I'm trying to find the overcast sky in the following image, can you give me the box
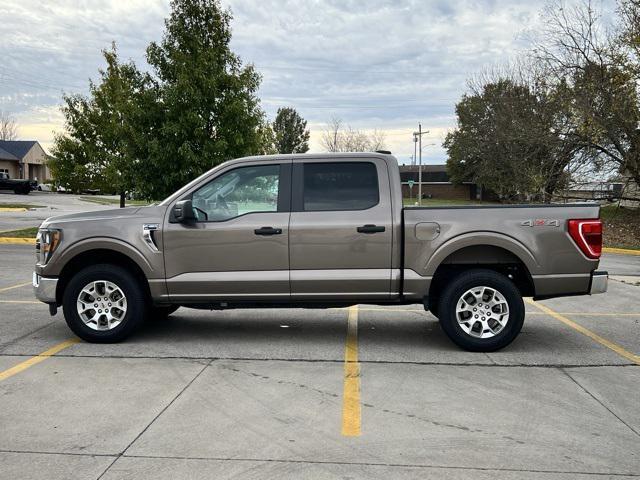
[0,0,617,164]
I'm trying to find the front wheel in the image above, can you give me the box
[62,264,148,343]
[437,269,524,352]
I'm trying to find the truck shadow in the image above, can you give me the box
[134,308,480,354]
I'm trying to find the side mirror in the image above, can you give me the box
[173,199,196,223]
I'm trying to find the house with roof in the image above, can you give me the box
[0,140,50,182]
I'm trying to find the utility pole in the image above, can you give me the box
[413,123,429,206]
[418,123,422,205]
[413,138,417,167]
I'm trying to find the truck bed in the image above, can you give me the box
[401,203,601,299]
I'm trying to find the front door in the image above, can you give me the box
[289,158,393,300]
[163,161,291,302]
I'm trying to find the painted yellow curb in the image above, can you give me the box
[0,207,28,212]
[603,247,640,256]
[0,237,35,245]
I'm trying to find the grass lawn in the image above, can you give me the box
[80,196,151,206]
[0,203,45,209]
[0,227,39,238]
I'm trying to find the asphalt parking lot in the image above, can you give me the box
[0,243,639,479]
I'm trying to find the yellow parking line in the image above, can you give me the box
[0,237,35,245]
[0,339,79,382]
[526,299,640,365]
[603,247,640,256]
[0,281,31,293]
[0,207,28,212]
[341,305,361,437]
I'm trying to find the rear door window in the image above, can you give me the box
[302,162,379,211]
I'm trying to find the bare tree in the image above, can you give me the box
[320,116,387,152]
[0,110,18,141]
[528,0,640,189]
[321,117,342,152]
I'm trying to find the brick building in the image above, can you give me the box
[399,164,480,201]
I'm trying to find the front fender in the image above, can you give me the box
[41,237,156,278]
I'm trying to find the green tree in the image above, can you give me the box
[444,79,574,201]
[272,107,310,154]
[141,0,266,199]
[50,45,156,206]
[256,121,278,155]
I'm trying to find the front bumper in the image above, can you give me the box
[33,272,58,303]
[590,271,608,295]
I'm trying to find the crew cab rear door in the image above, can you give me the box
[289,158,393,299]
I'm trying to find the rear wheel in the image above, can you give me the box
[62,264,147,343]
[437,269,524,352]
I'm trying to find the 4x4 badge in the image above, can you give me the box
[521,219,560,227]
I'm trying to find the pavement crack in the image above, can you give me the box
[119,453,640,477]
[0,322,57,353]
[219,363,528,445]
[95,358,213,480]
[560,367,640,438]
[0,352,637,368]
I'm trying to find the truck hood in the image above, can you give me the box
[40,205,167,228]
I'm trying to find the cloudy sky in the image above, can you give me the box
[0,0,617,164]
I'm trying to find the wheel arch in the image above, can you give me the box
[427,241,536,310]
[55,248,152,305]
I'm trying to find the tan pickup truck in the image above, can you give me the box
[33,152,607,351]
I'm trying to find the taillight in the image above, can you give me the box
[568,219,602,259]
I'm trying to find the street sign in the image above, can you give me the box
[408,180,415,188]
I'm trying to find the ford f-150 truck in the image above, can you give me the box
[33,153,608,351]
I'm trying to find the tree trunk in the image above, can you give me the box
[120,192,126,208]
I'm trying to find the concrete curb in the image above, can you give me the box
[603,247,640,256]
[0,207,28,212]
[610,275,640,286]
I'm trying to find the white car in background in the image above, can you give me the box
[37,183,67,193]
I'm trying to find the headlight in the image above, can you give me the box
[36,228,62,265]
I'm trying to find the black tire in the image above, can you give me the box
[62,264,148,343]
[428,301,439,318]
[437,269,524,352]
[148,305,179,321]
